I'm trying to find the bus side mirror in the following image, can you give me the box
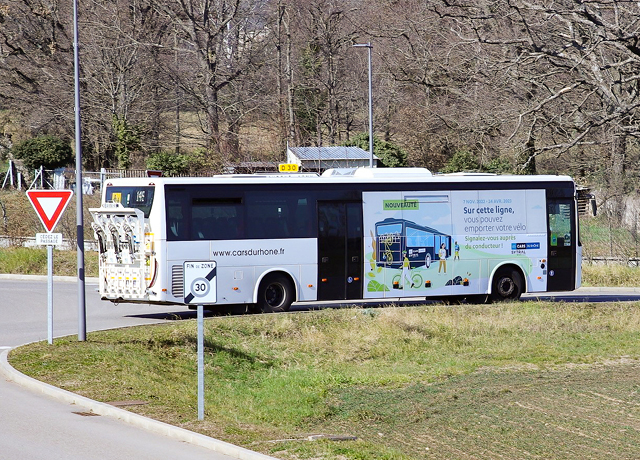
[589,197,597,217]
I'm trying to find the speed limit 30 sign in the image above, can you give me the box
[183,261,217,304]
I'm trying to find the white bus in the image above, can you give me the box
[90,168,581,311]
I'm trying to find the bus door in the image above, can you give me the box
[547,198,576,291]
[317,202,363,301]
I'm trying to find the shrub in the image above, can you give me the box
[146,151,190,176]
[440,149,480,173]
[342,133,408,167]
[11,135,73,170]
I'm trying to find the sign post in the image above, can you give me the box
[26,190,73,345]
[184,261,217,420]
[197,304,204,420]
[47,244,53,344]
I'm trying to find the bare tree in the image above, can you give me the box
[355,0,508,170]
[287,0,360,146]
[153,0,270,159]
[80,0,171,168]
[0,0,75,139]
[432,0,640,205]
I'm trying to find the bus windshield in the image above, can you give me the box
[105,186,155,218]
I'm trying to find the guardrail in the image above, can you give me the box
[584,257,640,267]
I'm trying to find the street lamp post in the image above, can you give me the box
[73,0,86,341]
[353,42,374,168]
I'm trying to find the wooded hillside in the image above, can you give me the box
[1,0,639,219]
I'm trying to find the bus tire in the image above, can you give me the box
[490,268,523,302]
[256,273,294,313]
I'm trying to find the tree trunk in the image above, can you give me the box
[286,20,296,146]
[608,131,627,224]
[206,85,221,153]
[517,133,537,175]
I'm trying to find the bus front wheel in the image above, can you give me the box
[256,273,294,313]
[490,268,523,302]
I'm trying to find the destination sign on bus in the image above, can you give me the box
[278,163,299,173]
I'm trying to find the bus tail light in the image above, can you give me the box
[321,278,328,282]
[148,260,158,288]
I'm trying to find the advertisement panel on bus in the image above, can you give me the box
[362,189,548,298]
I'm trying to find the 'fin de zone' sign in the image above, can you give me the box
[183,261,217,304]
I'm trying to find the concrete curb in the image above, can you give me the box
[0,349,278,460]
[523,286,640,294]
[574,286,640,292]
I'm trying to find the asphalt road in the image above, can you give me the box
[0,277,259,460]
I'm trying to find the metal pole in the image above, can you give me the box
[197,304,205,420]
[47,245,53,345]
[353,43,374,168]
[366,44,373,168]
[73,0,86,341]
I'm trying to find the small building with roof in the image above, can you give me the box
[287,146,379,172]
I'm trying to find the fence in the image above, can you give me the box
[2,166,171,193]
[2,164,222,193]
[584,257,640,267]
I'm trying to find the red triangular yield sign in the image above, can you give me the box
[26,190,74,233]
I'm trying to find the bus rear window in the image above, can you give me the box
[105,186,155,218]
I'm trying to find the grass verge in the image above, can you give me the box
[581,263,640,287]
[0,247,98,277]
[1,245,639,288]
[9,302,640,459]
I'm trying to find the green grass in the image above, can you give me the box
[0,247,98,277]
[10,302,640,459]
[582,264,640,287]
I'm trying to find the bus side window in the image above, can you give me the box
[293,197,314,237]
[192,217,213,240]
[168,215,182,238]
[166,188,190,241]
[167,205,186,239]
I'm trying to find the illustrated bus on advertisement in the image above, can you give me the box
[90,167,582,312]
[375,218,451,269]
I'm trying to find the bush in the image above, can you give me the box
[146,151,190,176]
[11,135,73,170]
[440,150,513,174]
[440,149,480,173]
[147,149,213,176]
[484,157,513,174]
[342,133,408,167]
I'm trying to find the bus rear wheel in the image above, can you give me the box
[256,273,294,313]
[490,268,523,302]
